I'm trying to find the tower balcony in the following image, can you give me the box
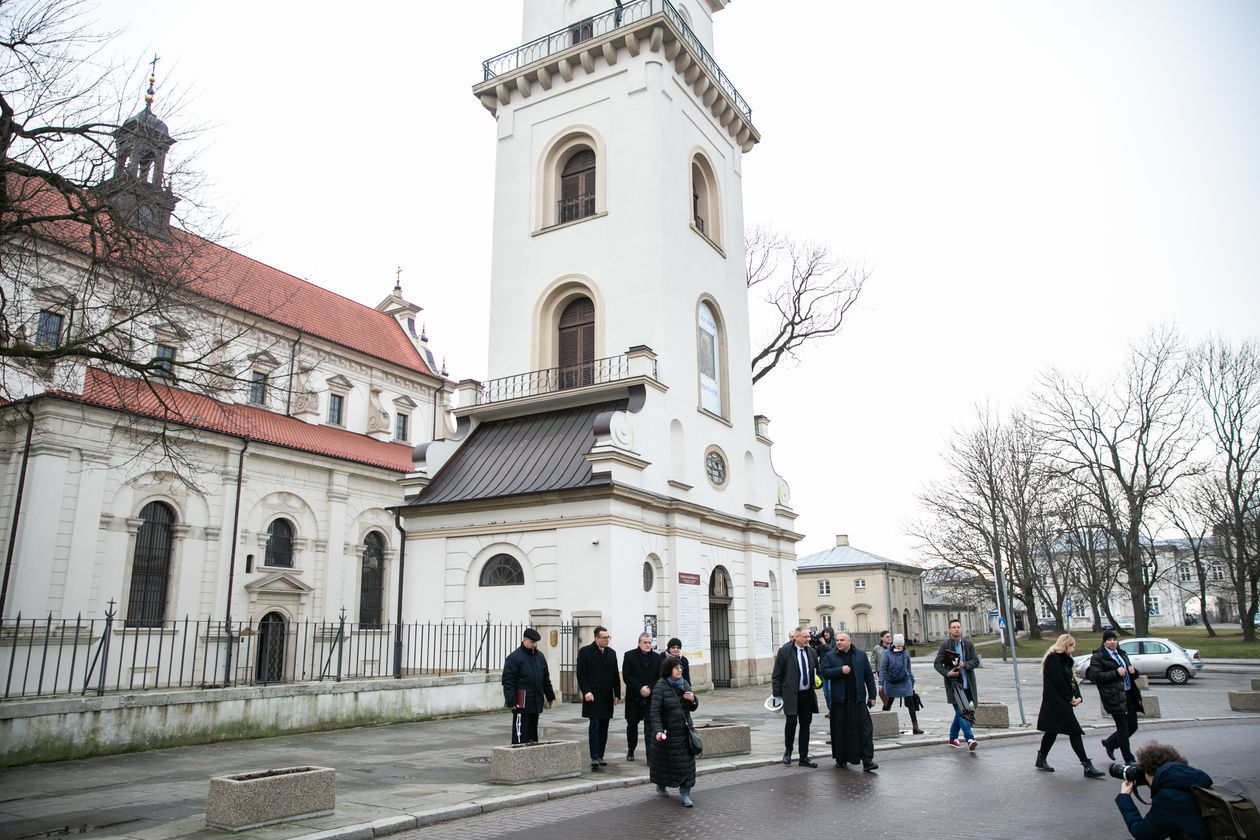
[454,347,662,421]
[475,0,758,151]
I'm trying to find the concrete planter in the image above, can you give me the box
[868,710,900,738]
[490,740,582,785]
[205,765,335,831]
[1250,678,1260,692]
[1227,691,1260,712]
[974,702,1009,728]
[693,723,751,757]
[1099,696,1161,718]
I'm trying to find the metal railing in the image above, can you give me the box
[482,0,753,123]
[1,607,528,701]
[558,192,596,223]
[476,352,655,404]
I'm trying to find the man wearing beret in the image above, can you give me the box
[502,627,556,744]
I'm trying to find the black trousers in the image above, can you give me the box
[784,689,814,758]
[1103,696,1139,763]
[625,697,653,758]
[511,709,540,745]
[1040,731,1088,761]
[587,717,610,760]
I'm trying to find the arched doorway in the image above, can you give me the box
[256,611,287,684]
[708,567,733,688]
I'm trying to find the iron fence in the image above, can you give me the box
[477,352,655,404]
[1,606,527,701]
[481,0,753,123]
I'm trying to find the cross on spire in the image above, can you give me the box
[145,54,160,108]
[394,266,403,295]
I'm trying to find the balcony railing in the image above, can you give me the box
[476,352,656,405]
[558,192,596,223]
[482,0,753,123]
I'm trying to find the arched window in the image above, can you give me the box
[697,300,724,416]
[126,501,175,627]
[265,519,294,568]
[360,532,385,627]
[558,296,595,389]
[559,148,596,223]
[689,153,722,248]
[480,554,525,586]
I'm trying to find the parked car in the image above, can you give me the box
[1099,620,1136,631]
[1037,619,1060,631]
[1074,637,1202,685]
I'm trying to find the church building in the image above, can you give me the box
[396,0,800,688]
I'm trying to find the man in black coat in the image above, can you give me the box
[621,632,662,762]
[1088,629,1144,764]
[771,626,820,768]
[501,627,555,744]
[819,632,878,771]
[576,625,620,768]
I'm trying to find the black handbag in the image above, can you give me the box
[684,709,703,757]
[908,691,924,712]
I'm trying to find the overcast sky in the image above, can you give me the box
[101,0,1260,564]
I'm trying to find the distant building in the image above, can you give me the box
[795,535,924,642]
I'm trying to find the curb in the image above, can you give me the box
[287,715,1257,840]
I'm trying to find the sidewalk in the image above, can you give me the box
[1,657,1256,840]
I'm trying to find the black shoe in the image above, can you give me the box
[626,752,635,761]
[598,758,607,766]
[798,759,819,768]
[1102,739,1116,761]
[835,760,845,768]
[591,761,600,769]
[1035,751,1055,772]
[1083,760,1105,778]
[863,762,878,772]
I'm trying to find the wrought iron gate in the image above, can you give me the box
[709,605,731,688]
[558,620,581,702]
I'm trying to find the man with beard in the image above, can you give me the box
[819,632,878,771]
[622,632,662,762]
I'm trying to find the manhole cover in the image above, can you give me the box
[463,756,490,764]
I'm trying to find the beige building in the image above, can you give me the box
[796,535,925,642]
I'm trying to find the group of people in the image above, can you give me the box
[506,623,1219,834]
[501,627,699,807]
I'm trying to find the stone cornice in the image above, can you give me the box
[473,11,759,153]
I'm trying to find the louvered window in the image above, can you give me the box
[558,149,596,223]
[558,296,595,389]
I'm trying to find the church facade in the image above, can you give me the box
[397,0,800,688]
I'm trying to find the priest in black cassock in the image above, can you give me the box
[818,631,879,771]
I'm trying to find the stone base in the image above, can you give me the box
[206,766,335,831]
[1250,678,1260,691]
[490,740,582,785]
[693,723,751,757]
[869,710,900,738]
[1099,695,1161,718]
[1228,690,1260,712]
[974,702,1009,728]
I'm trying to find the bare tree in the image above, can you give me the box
[1194,336,1260,642]
[1,0,269,468]
[745,226,867,385]
[910,405,1053,651]
[1034,326,1200,637]
[1166,477,1225,638]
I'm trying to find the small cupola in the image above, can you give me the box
[97,61,179,240]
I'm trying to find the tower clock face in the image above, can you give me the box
[138,204,155,222]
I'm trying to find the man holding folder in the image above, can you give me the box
[502,628,555,744]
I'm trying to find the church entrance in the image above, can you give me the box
[708,567,733,688]
[256,611,287,684]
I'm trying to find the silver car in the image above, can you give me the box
[1073,637,1202,685]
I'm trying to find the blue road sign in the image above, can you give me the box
[998,617,1007,629]
[1066,597,1073,618]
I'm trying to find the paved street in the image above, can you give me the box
[409,721,1260,840]
[0,656,1256,840]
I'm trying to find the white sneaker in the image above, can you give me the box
[968,739,978,751]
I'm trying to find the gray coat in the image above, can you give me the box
[878,647,916,699]
[771,641,819,716]
[933,637,980,703]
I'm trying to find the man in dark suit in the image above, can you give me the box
[819,631,879,771]
[621,632,661,762]
[576,625,620,768]
[771,626,820,767]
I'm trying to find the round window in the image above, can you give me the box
[705,450,727,486]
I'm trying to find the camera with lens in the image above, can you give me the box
[1109,762,1146,785]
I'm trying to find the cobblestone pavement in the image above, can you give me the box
[407,720,1260,840]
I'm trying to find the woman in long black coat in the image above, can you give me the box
[648,655,699,807]
[1035,634,1104,778]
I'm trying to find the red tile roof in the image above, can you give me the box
[77,368,414,472]
[7,171,440,380]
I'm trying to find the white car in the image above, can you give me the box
[1073,637,1202,685]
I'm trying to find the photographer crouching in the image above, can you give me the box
[1115,742,1213,840]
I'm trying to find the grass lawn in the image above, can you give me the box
[1015,627,1260,659]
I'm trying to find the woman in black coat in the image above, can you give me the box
[1035,634,1104,778]
[648,655,699,807]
